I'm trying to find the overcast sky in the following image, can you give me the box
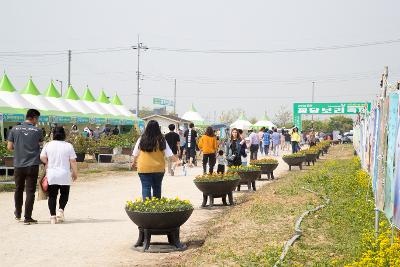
[1,0,399,122]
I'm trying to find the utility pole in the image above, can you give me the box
[311,81,315,129]
[173,79,177,115]
[56,80,63,95]
[68,50,71,87]
[132,36,148,117]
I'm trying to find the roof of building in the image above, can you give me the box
[142,114,191,123]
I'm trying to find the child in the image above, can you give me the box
[217,150,226,174]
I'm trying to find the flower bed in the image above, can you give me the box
[250,158,279,165]
[228,165,261,191]
[126,197,193,213]
[194,173,240,183]
[283,152,305,170]
[250,158,279,180]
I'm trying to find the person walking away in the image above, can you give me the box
[216,150,226,174]
[291,127,301,153]
[7,109,43,224]
[284,130,291,151]
[198,126,218,174]
[93,126,101,140]
[262,128,271,155]
[258,127,265,155]
[132,120,177,200]
[178,129,186,160]
[40,127,78,224]
[271,128,281,156]
[112,126,119,135]
[248,129,259,160]
[165,124,180,176]
[184,123,198,167]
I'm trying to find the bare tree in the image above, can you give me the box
[219,109,246,124]
[273,106,293,128]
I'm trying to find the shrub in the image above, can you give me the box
[227,165,261,172]
[250,158,278,165]
[126,197,193,212]
[283,152,305,159]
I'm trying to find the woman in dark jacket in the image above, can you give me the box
[226,128,243,167]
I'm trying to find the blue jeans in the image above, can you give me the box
[138,173,164,200]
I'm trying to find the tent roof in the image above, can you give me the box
[182,104,204,122]
[64,85,80,100]
[82,87,96,102]
[44,81,62,98]
[98,90,110,104]
[0,74,16,92]
[111,94,123,105]
[21,78,41,96]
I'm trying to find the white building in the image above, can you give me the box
[142,114,191,134]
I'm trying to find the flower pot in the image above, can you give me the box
[122,147,132,155]
[99,146,113,154]
[282,156,306,171]
[253,163,279,180]
[305,153,318,166]
[98,155,112,163]
[4,156,13,167]
[125,208,193,230]
[75,153,86,163]
[236,170,262,191]
[194,179,240,207]
[125,208,194,252]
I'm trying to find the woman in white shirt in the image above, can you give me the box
[40,127,78,224]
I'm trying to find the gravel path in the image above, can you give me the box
[0,155,289,267]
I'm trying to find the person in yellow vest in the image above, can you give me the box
[198,126,218,174]
[132,120,177,200]
[290,127,301,153]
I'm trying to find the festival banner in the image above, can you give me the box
[376,98,389,210]
[384,92,399,219]
[393,121,400,228]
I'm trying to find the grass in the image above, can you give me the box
[0,183,15,192]
[165,145,375,266]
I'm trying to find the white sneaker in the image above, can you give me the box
[57,209,64,222]
[50,216,57,224]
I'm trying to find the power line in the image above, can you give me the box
[149,37,400,54]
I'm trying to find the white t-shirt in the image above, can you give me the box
[40,141,77,185]
[132,137,174,158]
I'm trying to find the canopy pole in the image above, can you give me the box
[0,114,4,142]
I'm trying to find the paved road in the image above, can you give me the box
[0,155,287,267]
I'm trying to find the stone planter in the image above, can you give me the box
[253,163,279,180]
[4,156,14,167]
[282,156,306,170]
[305,153,318,166]
[75,153,86,163]
[236,170,262,191]
[122,147,132,156]
[125,208,193,252]
[194,179,239,207]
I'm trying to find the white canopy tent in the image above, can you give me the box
[20,79,62,112]
[230,115,253,130]
[182,104,205,124]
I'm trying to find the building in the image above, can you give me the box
[142,114,191,134]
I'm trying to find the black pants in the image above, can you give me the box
[48,184,70,216]
[202,153,216,174]
[14,165,39,219]
[217,164,225,174]
[250,144,259,160]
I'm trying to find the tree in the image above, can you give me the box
[326,115,353,133]
[273,106,293,128]
[138,106,154,118]
[301,119,328,132]
[219,109,246,124]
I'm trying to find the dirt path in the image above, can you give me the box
[0,154,289,267]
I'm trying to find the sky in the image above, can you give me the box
[1,0,399,122]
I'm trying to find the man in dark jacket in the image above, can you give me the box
[184,123,197,167]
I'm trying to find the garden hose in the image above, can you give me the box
[273,188,330,267]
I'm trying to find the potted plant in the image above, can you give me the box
[304,148,318,166]
[67,135,88,162]
[250,158,279,180]
[97,136,115,163]
[194,173,240,207]
[0,142,13,167]
[282,152,306,170]
[121,132,139,155]
[227,165,261,191]
[125,197,193,252]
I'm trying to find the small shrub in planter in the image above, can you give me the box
[304,148,318,166]
[0,142,13,167]
[282,152,306,170]
[194,173,240,207]
[227,165,261,191]
[250,158,279,180]
[125,197,193,251]
[67,135,88,162]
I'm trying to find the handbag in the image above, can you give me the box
[41,176,48,192]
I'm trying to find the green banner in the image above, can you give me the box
[3,114,25,122]
[293,102,371,131]
[52,116,72,124]
[76,117,90,124]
